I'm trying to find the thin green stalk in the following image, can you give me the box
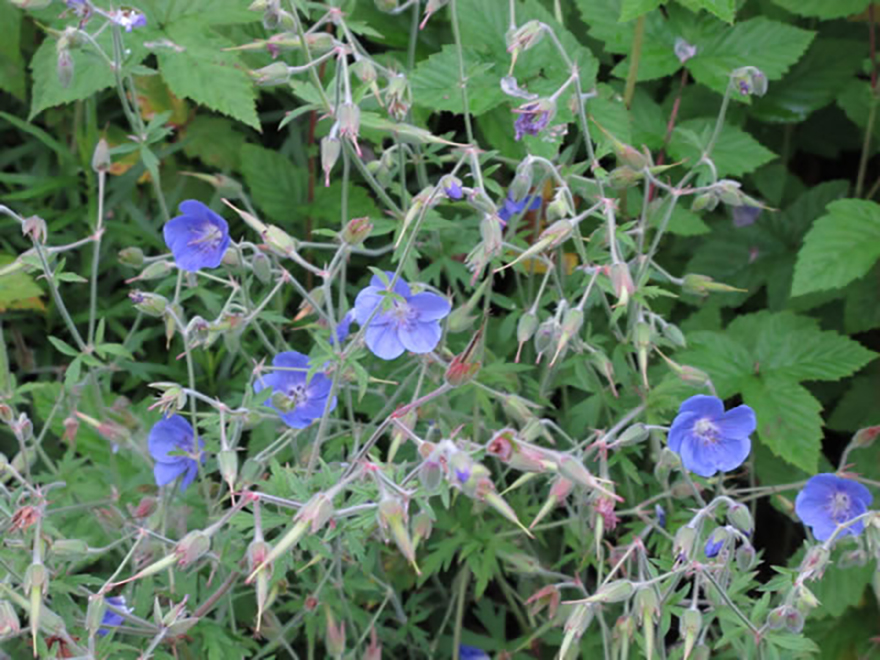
[34,240,87,352]
[449,0,475,144]
[623,16,645,108]
[856,96,878,198]
[87,169,106,346]
[451,566,471,660]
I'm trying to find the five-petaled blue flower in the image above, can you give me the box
[148,415,205,492]
[668,395,755,478]
[254,351,337,428]
[497,191,541,225]
[795,474,873,542]
[98,595,132,636]
[352,272,451,361]
[459,644,490,660]
[163,200,231,272]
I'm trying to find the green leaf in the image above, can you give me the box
[791,199,880,296]
[685,18,815,96]
[620,0,663,21]
[668,118,776,178]
[770,0,871,20]
[139,0,259,24]
[240,144,307,224]
[0,2,25,100]
[741,376,823,472]
[0,256,43,311]
[157,21,260,130]
[680,330,753,397]
[675,0,736,23]
[410,46,506,116]
[182,117,246,171]
[48,336,79,358]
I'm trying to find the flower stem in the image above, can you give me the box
[623,16,645,109]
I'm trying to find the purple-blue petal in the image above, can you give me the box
[398,320,442,354]
[162,200,230,272]
[716,405,757,439]
[795,474,873,541]
[154,460,188,487]
[459,645,490,660]
[365,323,406,360]
[368,271,411,298]
[678,395,724,420]
[407,292,451,321]
[667,411,698,453]
[179,460,199,492]
[148,415,196,462]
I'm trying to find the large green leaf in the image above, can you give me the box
[410,46,506,116]
[139,0,258,24]
[157,21,260,130]
[620,0,663,21]
[791,199,880,296]
[741,376,823,472]
[770,0,871,19]
[240,144,307,225]
[0,3,25,100]
[685,17,815,96]
[668,118,775,178]
[675,0,736,23]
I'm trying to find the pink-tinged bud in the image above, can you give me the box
[445,326,483,387]
[338,103,361,156]
[131,496,158,519]
[486,429,515,462]
[250,61,291,86]
[852,425,880,449]
[560,604,593,659]
[526,584,561,619]
[0,599,20,636]
[341,216,373,245]
[325,609,346,657]
[506,20,544,57]
[11,413,32,443]
[363,626,382,660]
[799,545,830,581]
[377,496,418,572]
[681,609,702,659]
[62,414,79,444]
[175,530,211,568]
[530,476,573,529]
[321,135,341,187]
[609,263,635,306]
[57,46,74,89]
[0,403,12,425]
[22,215,47,244]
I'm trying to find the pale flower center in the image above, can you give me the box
[828,491,851,520]
[189,223,223,251]
[388,299,416,327]
[693,418,719,444]
[287,384,307,407]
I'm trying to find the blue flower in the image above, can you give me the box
[513,99,554,141]
[255,351,337,429]
[795,474,873,542]
[98,596,132,637]
[704,530,725,558]
[668,395,755,478]
[497,192,541,225]
[442,175,463,200]
[352,272,451,361]
[163,200,231,272]
[459,644,490,660]
[655,504,666,529]
[148,415,205,492]
[112,9,147,31]
[334,311,354,345]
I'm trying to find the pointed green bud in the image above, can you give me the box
[0,599,20,636]
[673,526,697,561]
[691,192,718,213]
[129,290,168,317]
[613,423,649,448]
[118,247,145,267]
[250,62,291,87]
[726,503,753,535]
[589,580,634,604]
[51,539,88,557]
[321,136,341,187]
[681,609,702,660]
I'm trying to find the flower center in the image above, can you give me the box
[287,384,308,408]
[188,223,223,251]
[693,418,719,444]
[389,299,416,327]
[828,491,851,521]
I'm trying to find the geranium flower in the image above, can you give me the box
[352,272,451,360]
[148,415,204,492]
[795,474,873,542]
[254,351,337,428]
[163,200,230,272]
[513,98,555,140]
[667,395,755,478]
[459,644,490,660]
[112,8,147,32]
[98,596,133,636]
[497,191,541,225]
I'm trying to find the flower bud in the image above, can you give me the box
[681,273,743,296]
[526,584,561,619]
[119,247,145,266]
[673,526,697,561]
[11,413,32,443]
[263,224,298,258]
[175,530,211,568]
[735,543,757,571]
[385,73,410,120]
[545,187,572,222]
[412,510,434,546]
[852,425,880,449]
[129,290,168,317]
[51,539,89,557]
[252,252,272,283]
[680,609,702,660]
[0,600,20,636]
[516,310,539,363]
[506,20,544,55]
[377,495,417,571]
[799,545,830,581]
[130,260,173,282]
[445,327,483,387]
[85,594,106,635]
[731,66,768,97]
[608,166,644,189]
[22,215,47,243]
[704,527,729,558]
[783,608,804,634]
[509,161,533,202]
[661,323,686,348]
[560,604,593,659]
[590,580,634,604]
[550,307,583,366]
[321,135,341,187]
[691,192,718,213]
[92,138,111,173]
[338,103,361,154]
[218,449,238,488]
[250,61,291,86]
[0,404,12,425]
[325,609,346,656]
[609,262,635,306]
[766,606,787,630]
[57,46,74,89]
[341,216,373,245]
[726,503,753,535]
[613,423,649,448]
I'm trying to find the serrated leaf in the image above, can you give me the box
[685,17,815,96]
[675,0,735,22]
[182,116,246,171]
[411,46,506,116]
[620,0,663,21]
[139,0,259,25]
[156,21,259,130]
[791,199,880,296]
[679,330,753,397]
[752,39,863,123]
[770,0,871,19]
[669,118,775,178]
[240,144,307,224]
[741,376,823,472]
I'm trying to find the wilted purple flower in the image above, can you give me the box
[254,351,337,428]
[459,644,490,660]
[111,8,147,31]
[668,395,755,478]
[513,99,555,141]
[732,205,762,227]
[352,272,451,360]
[163,200,230,272]
[498,191,541,225]
[148,415,205,492]
[795,474,873,542]
[98,596,132,636]
[674,37,697,64]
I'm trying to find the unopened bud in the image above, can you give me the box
[175,530,211,568]
[57,47,74,89]
[263,225,298,258]
[673,526,697,561]
[85,594,106,635]
[735,543,757,571]
[0,599,20,636]
[799,545,830,581]
[251,61,291,86]
[325,609,346,656]
[766,606,787,630]
[119,247,145,266]
[609,262,635,305]
[338,103,361,153]
[252,252,272,283]
[341,216,373,245]
[22,215,48,244]
[51,539,89,557]
[218,449,238,487]
[681,609,702,659]
[506,20,544,54]
[661,323,686,348]
[92,138,111,173]
[726,503,753,535]
[129,290,168,317]
[590,579,634,604]
[613,423,648,448]
[852,425,880,449]
[131,260,173,282]
[783,607,804,634]
[321,136,341,187]
[691,192,718,213]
